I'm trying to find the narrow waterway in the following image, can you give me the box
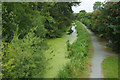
[82,23,116,78]
[43,23,77,78]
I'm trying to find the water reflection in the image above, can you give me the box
[66,23,77,44]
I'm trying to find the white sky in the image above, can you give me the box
[72,0,106,13]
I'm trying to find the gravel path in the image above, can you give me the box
[82,24,116,78]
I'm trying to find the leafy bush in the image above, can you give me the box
[37,2,80,38]
[80,18,91,29]
[2,3,48,42]
[91,2,120,53]
[76,2,120,53]
[75,11,92,29]
[2,29,48,78]
[57,21,91,78]
[2,2,81,78]
[2,2,80,41]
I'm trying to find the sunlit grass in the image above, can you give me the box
[102,56,118,78]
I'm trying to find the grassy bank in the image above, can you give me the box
[57,21,92,78]
[102,56,118,78]
[96,35,118,78]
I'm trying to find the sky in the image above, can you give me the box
[72,0,106,13]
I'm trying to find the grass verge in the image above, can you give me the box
[57,21,93,78]
[102,56,118,78]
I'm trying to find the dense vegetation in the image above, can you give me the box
[75,10,92,29]
[2,1,119,78]
[102,56,118,78]
[0,2,1,38]
[76,2,120,53]
[2,31,48,78]
[2,2,80,78]
[0,2,2,78]
[2,2,79,42]
[57,21,91,78]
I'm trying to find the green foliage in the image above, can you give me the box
[84,13,92,19]
[31,12,47,38]
[57,21,91,78]
[2,2,47,42]
[2,30,48,78]
[79,10,87,15]
[0,3,1,39]
[2,2,80,78]
[37,2,80,38]
[80,18,91,29]
[75,10,92,29]
[2,3,49,78]
[76,2,120,53]
[75,10,87,20]
[66,40,71,52]
[90,2,120,53]
[2,2,80,41]
[57,63,72,78]
[93,2,102,11]
[69,21,90,59]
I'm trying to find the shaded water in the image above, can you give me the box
[43,24,77,78]
[82,23,117,78]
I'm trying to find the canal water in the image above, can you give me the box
[43,23,77,78]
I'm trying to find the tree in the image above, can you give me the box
[37,2,80,38]
[75,10,87,20]
[91,2,120,53]
[79,10,87,14]
[93,1,102,10]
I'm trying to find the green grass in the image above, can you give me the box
[57,21,92,78]
[102,56,118,78]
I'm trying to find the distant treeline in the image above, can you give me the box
[75,2,120,53]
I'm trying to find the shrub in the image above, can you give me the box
[57,21,91,78]
[2,29,48,78]
[91,2,120,53]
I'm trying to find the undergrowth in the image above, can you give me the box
[57,21,92,78]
